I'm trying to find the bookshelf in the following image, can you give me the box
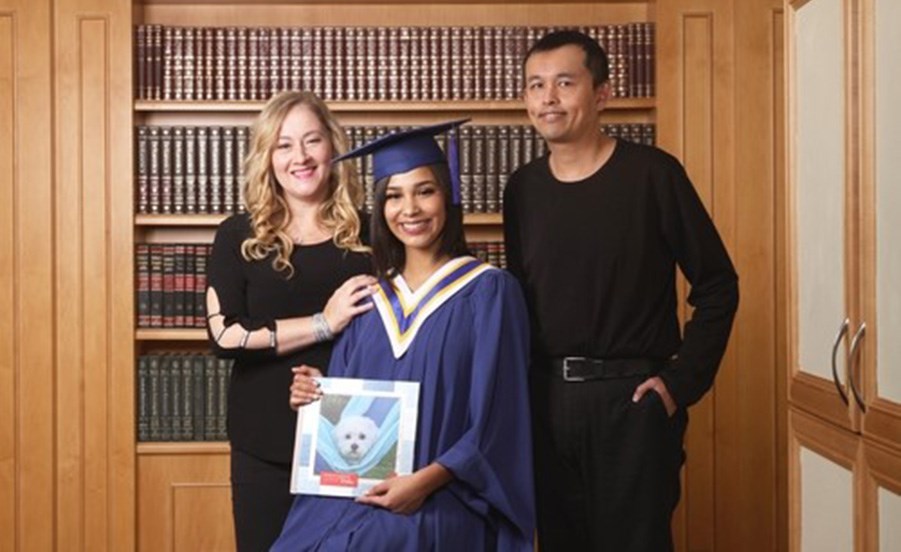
[131,2,656,550]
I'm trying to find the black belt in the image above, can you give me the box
[547,357,662,382]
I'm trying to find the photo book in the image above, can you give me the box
[290,377,420,498]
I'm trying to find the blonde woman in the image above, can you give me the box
[205,90,375,551]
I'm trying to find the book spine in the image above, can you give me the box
[429,28,441,101]
[225,27,238,100]
[136,126,149,213]
[323,27,335,100]
[136,243,150,327]
[209,126,222,213]
[471,126,485,213]
[280,27,291,95]
[345,27,358,101]
[408,27,421,101]
[136,26,146,100]
[172,126,185,214]
[148,355,161,441]
[162,26,174,100]
[257,28,270,101]
[172,27,184,101]
[497,125,510,209]
[173,243,186,327]
[159,127,173,213]
[236,127,249,213]
[485,125,498,213]
[387,27,399,101]
[204,355,218,440]
[169,355,182,440]
[183,27,196,100]
[159,355,172,441]
[217,359,229,440]
[184,244,196,327]
[184,127,197,213]
[195,244,208,326]
[203,28,215,101]
[459,126,472,214]
[192,355,206,441]
[137,356,150,441]
[149,244,164,327]
[162,244,176,328]
[196,126,209,213]
[440,27,452,100]
[236,27,248,101]
[214,28,227,100]
[376,27,388,100]
[222,126,236,214]
[181,355,194,440]
[148,126,161,213]
[247,28,259,101]
[290,28,303,93]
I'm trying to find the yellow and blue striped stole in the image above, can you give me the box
[372,256,495,358]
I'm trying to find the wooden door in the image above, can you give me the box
[786,0,860,432]
[858,0,901,452]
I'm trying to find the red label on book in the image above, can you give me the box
[320,472,359,487]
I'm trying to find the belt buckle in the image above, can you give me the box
[562,356,588,382]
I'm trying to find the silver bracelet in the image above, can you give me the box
[312,312,334,343]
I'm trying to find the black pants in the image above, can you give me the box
[230,448,294,552]
[530,369,687,552]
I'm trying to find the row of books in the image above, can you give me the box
[137,353,230,442]
[135,23,655,102]
[136,123,656,216]
[134,240,512,328]
[469,241,507,270]
[136,243,210,328]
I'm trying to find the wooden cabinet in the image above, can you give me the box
[785,0,901,549]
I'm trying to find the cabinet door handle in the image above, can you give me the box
[847,322,866,412]
[831,318,850,405]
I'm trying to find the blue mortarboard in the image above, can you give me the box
[334,118,470,204]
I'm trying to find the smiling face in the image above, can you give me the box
[523,44,609,145]
[383,165,448,260]
[270,104,334,206]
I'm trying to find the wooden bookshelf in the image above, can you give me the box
[130,4,657,551]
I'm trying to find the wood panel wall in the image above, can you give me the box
[1,0,55,550]
[53,0,134,548]
[658,0,784,550]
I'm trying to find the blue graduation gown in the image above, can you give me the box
[272,259,535,551]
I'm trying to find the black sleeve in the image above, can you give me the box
[502,175,526,285]
[206,216,278,362]
[656,158,739,407]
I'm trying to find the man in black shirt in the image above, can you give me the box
[503,30,739,551]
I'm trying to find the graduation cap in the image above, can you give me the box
[334,118,470,205]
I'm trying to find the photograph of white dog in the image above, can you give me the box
[334,415,380,464]
[314,393,399,480]
[291,377,420,497]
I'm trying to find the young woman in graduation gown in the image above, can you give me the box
[271,121,535,551]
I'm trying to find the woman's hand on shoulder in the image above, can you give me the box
[289,365,323,410]
[322,274,378,334]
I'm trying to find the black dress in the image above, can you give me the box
[207,213,372,551]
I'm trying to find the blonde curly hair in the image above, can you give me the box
[241,90,368,277]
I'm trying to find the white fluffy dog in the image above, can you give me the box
[333,415,380,464]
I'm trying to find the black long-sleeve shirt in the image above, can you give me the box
[503,139,738,408]
[208,213,372,462]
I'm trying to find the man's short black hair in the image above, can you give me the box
[524,30,610,87]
